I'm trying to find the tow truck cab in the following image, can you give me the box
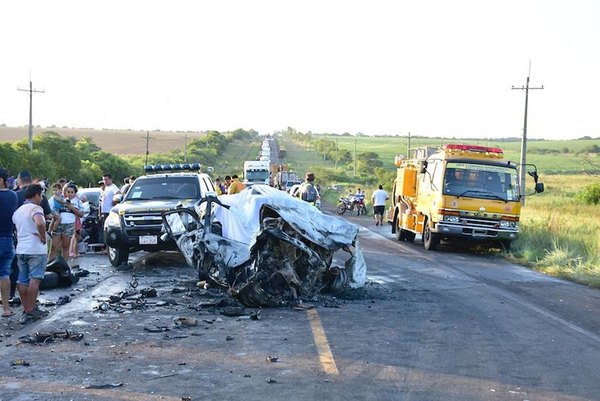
[387,144,544,251]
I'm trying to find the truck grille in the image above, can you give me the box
[123,212,164,236]
[459,217,502,238]
[461,218,499,229]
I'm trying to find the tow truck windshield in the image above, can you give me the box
[443,162,519,202]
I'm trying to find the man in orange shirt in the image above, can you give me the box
[227,175,246,195]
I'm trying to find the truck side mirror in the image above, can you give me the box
[419,161,428,174]
[535,183,544,193]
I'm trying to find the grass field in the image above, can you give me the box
[0,126,203,156]
[321,135,600,174]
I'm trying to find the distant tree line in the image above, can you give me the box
[0,128,259,187]
[281,128,396,190]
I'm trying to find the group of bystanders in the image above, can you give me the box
[0,167,128,324]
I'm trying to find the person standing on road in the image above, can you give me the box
[99,174,120,249]
[227,175,246,195]
[11,171,54,303]
[48,183,84,261]
[12,184,49,324]
[371,184,389,226]
[0,167,18,317]
[100,173,120,221]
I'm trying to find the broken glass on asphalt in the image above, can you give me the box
[162,185,366,307]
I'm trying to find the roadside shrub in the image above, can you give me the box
[576,183,600,205]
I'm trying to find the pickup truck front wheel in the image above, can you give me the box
[108,246,129,267]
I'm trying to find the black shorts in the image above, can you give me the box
[374,205,385,216]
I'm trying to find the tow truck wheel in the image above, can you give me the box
[423,222,440,250]
[394,217,405,241]
[500,240,512,252]
[108,246,129,267]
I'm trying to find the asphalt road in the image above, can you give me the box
[2,205,600,401]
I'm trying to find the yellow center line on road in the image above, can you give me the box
[307,308,339,375]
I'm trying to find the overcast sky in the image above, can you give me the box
[1,0,599,140]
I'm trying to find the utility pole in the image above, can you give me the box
[353,134,357,177]
[142,131,154,166]
[407,131,411,157]
[512,62,543,205]
[17,80,45,151]
[184,132,188,162]
[335,138,338,171]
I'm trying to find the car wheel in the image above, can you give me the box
[108,246,129,267]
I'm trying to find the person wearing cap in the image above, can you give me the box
[12,184,49,323]
[0,167,18,317]
[297,172,320,205]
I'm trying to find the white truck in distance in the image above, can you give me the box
[243,160,270,186]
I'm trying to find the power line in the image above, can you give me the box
[17,80,45,151]
[512,62,544,205]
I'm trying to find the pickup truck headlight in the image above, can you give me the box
[105,211,121,228]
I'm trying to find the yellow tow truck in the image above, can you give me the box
[387,144,544,250]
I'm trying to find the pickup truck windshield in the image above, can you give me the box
[444,162,519,201]
[126,177,199,200]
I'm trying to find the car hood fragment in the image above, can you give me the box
[163,185,366,307]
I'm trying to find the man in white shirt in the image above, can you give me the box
[100,173,120,222]
[371,185,389,226]
[12,184,49,324]
[99,174,120,250]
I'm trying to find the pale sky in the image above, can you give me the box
[1,0,599,140]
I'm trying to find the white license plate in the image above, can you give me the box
[139,235,158,245]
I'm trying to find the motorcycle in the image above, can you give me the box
[337,194,354,214]
[81,203,101,244]
[337,193,368,216]
[355,197,367,216]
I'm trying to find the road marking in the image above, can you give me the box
[307,308,339,375]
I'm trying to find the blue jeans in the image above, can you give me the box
[16,254,48,286]
[0,236,15,280]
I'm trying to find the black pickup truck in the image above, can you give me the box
[103,164,217,266]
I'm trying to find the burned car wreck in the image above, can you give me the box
[162,185,366,307]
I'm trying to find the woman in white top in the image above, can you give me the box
[48,183,84,261]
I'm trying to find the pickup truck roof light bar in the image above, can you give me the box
[143,162,202,173]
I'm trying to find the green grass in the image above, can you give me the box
[510,175,600,286]
[320,135,600,175]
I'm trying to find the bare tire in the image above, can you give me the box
[108,246,129,267]
[337,203,347,215]
[423,221,440,250]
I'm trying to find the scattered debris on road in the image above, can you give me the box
[18,330,84,345]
